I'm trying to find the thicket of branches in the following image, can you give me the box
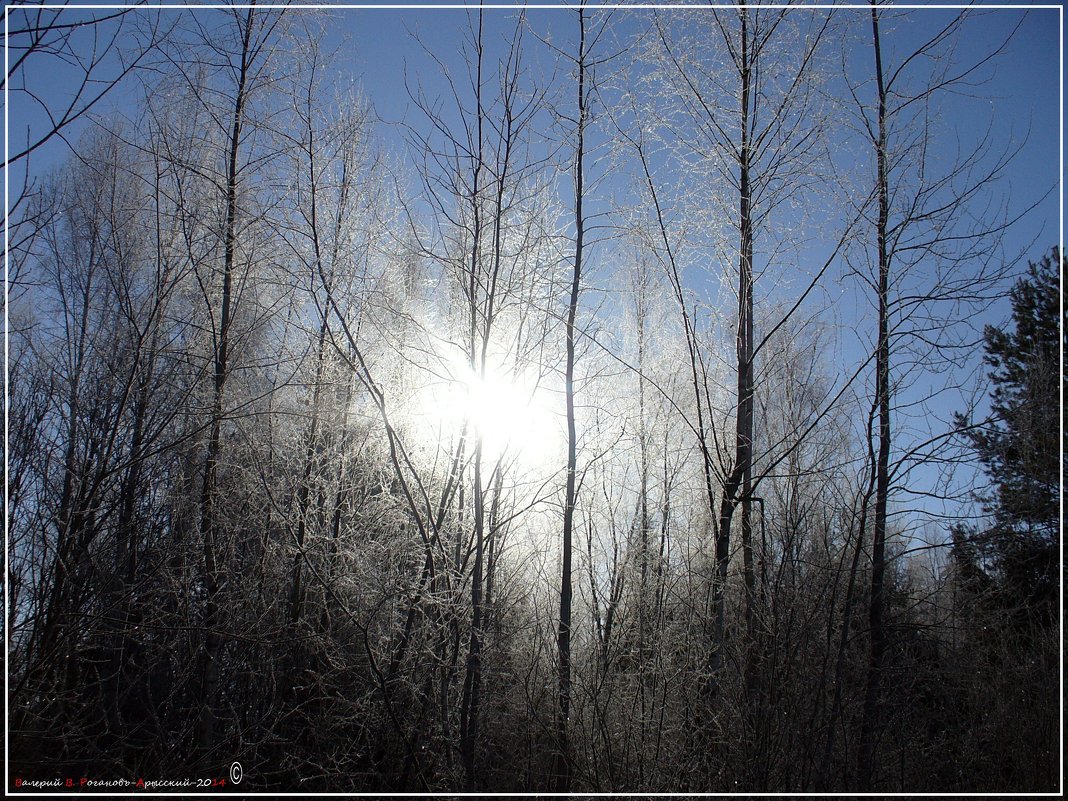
[6,5,1059,793]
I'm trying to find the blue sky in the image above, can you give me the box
[9,5,1060,205]
[8,5,1059,249]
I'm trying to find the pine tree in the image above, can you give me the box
[954,248,1061,626]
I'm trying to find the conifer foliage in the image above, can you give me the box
[955,249,1061,625]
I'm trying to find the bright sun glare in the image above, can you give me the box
[415,353,561,471]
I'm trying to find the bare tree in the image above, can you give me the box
[3,4,167,167]
[847,7,1026,788]
[149,3,288,762]
[554,6,589,792]
[633,3,844,697]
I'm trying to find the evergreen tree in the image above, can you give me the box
[954,248,1062,626]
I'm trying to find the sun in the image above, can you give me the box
[413,350,561,470]
[463,365,559,466]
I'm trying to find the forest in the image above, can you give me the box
[5,2,1062,794]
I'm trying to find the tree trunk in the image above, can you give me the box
[556,8,585,791]
[459,13,486,788]
[858,3,890,788]
[737,5,758,689]
[197,4,256,763]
